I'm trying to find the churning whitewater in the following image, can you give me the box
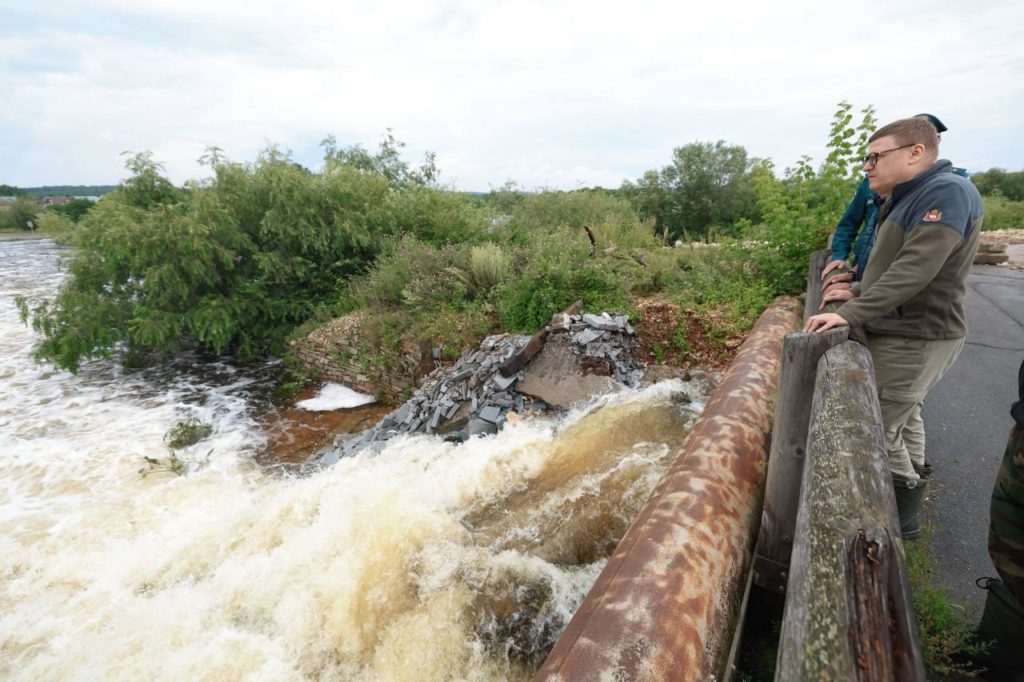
[0,239,708,681]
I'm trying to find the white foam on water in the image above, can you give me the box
[295,383,375,411]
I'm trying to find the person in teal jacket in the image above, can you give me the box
[829,177,883,281]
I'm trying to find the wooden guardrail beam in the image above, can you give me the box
[754,328,847,592]
[774,341,925,681]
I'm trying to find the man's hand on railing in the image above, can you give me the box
[803,312,849,333]
[821,271,852,292]
[821,287,854,309]
[820,259,848,279]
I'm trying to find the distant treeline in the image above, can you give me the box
[8,185,118,197]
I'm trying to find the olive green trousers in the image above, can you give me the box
[867,335,965,481]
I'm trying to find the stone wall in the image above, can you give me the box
[288,311,426,405]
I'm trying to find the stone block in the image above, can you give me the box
[478,405,502,423]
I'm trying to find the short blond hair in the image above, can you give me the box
[869,118,940,153]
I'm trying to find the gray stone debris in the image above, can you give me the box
[314,310,645,463]
[478,405,503,424]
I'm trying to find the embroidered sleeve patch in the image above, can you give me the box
[923,209,943,222]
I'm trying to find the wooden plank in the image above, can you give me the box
[754,327,847,592]
[804,249,831,322]
[774,341,926,681]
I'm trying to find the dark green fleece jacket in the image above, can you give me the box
[837,160,984,339]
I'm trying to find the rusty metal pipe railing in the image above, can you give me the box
[534,295,803,682]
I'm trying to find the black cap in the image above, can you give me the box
[915,113,948,133]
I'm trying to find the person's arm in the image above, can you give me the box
[836,225,961,327]
[830,179,871,262]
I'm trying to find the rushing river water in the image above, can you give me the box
[0,238,708,681]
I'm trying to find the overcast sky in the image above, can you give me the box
[2,0,1021,191]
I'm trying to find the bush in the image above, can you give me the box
[740,101,877,294]
[49,198,96,222]
[502,189,638,240]
[350,236,471,309]
[164,417,214,448]
[982,193,1024,230]
[494,228,631,331]
[460,243,512,296]
[0,196,39,230]
[971,168,1024,201]
[34,211,75,236]
[387,184,487,245]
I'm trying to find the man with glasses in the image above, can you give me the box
[804,117,984,539]
[822,114,963,283]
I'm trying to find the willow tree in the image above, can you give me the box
[18,139,484,371]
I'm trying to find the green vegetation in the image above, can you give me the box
[982,193,1024,230]
[905,524,988,677]
[18,102,877,376]
[18,185,117,197]
[0,196,40,230]
[164,417,214,448]
[962,167,1024,230]
[17,138,462,371]
[621,140,760,241]
[971,168,1024,201]
[48,198,96,223]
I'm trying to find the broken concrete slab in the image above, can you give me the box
[492,373,517,390]
[478,405,503,423]
[572,328,604,345]
[582,313,622,331]
[517,333,623,409]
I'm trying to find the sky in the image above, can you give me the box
[1,0,1022,192]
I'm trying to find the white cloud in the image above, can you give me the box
[2,0,1022,188]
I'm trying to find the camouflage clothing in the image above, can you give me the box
[990,424,1024,607]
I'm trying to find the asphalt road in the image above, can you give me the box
[922,264,1024,617]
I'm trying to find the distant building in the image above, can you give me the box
[42,195,73,206]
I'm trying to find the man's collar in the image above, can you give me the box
[890,160,953,204]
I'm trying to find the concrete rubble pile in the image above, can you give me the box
[318,311,644,465]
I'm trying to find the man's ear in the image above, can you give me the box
[908,143,928,166]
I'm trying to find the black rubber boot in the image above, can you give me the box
[893,477,928,540]
[975,578,1024,681]
[913,460,933,480]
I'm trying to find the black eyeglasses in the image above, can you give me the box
[862,144,915,167]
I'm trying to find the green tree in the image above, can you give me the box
[622,141,759,240]
[119,151,184,208]
[2,196,40,230]
[970,168,1024,201]
[742,101,877,293]
[0,184,24,196]
[49,198,96,222]
[19,137,485,372]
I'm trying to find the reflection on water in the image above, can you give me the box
[0,239,709,680]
